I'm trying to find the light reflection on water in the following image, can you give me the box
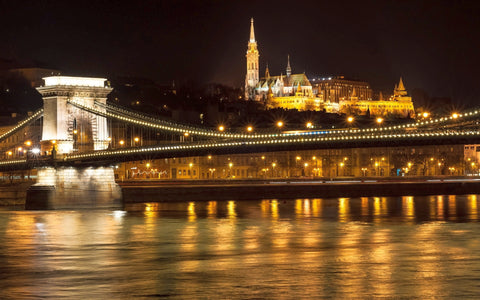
[0,195,480,298]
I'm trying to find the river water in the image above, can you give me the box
[1,195,480,299]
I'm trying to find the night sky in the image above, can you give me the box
[1,0,480,105]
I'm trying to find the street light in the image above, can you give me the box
[218,125,225,132]
[422,112,430,118]
[347,116,354,125]
[452,113,459,119]
[306,122,313,128]
[134,137,140,143]
[276,121,284,128]
[119,140,125,146]
[376,117,383,125]
[247,125,253,133]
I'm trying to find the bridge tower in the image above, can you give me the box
[26,76,121,210]
[36,76,112,155]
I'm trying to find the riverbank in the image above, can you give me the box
[0,181,34,206]
[120,178,480,203]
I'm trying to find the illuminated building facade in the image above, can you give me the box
[244,20,415,117]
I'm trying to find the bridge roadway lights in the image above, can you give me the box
[25,166,122,210]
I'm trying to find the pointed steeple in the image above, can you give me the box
[397,77,406,91]
[265,63,270,78]
[245,18,259,100]
[286,55,291,77]
[394,77,407,96]
[249,18,255,42]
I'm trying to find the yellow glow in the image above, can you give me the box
[188,202,196,221]
[306,122,313,128]
[207,155,212,159]
[7,151,12,156]
[296,156,301,160]
[73,129,78,134]
[312,156,316,160]
[339,162,344,167]
[189,163,193,167]
[376,117,383,124]
[146,163,151,168]
[339,198,349,222]
[276,121,283,127]
[271,200,279,220]
[452,113,459,119]
[228,162,233,168]
[227,201,236,219]
[184,132,189,137]
[347,116,354,123]
[134,137,139,142]
[422,112,430,118]
[272,162,276,167]
[247,125,253,132]
[304,163,309,167]
[261,155,265,160]
[25,140,32,146]
[119,140,125,145]
[52,140,56,144]
[17,147,23,151]
[218,125,225,132]
[207,201,217,218]
[44,76,106,87]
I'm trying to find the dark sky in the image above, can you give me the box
[1,0,480,105]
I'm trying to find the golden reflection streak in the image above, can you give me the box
[370,230,393,297]
[261,200,269,218]
[271,200,279,220]
[243,226,260,251]
[448,195,457,221]
[303,199,311,217]
[402,196,415,222]
[373,197,381,223]
[468,195,478,220]
[338,198,349,222]
[227,201,236,219]
[361,197,369,217]
[207,201,217,219]
[429,196,436,220]
[338,224,363,296]
[311,199,321,217]
[413,223,441,297]
[295,199,302,217]
[188,202,196,222]
[381,197,388,216]
[437,195,444,220]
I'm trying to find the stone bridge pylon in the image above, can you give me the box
[37,76,112,155]
[27,76,121,210]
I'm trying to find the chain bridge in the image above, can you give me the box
[1,76,480,209]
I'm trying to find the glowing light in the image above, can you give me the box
[347,116,354,123]
[134,137,139,142]
[247,126,253,132]
[452,113,459,119]
[276,121,284,128]
[306,122,313,128]
[31,148,40,154]
[184,132,189,137]
[25,141,32,146]
[422,112,430,118]
[146,163,151,168]
[218,125,225,132]
[119,140,125,145]
[73,129,78,134]
[376,117,384,124]
[44,76,106,87]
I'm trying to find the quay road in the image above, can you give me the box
[119,177,480,203]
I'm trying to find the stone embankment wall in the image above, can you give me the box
[0,182,34,206]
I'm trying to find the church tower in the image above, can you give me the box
[245,18,259,100]
[286,55,292,77]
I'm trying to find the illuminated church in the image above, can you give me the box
[244,18,415,117]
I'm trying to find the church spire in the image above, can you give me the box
[394,77,407,96]
[286,55,291,77]
[245,18,259,100]
[249,18,255,42]
[397,77,406,91]
[265,63,270,78]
